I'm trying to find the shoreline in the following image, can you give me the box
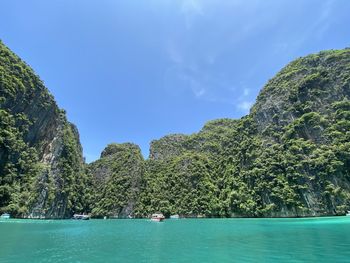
[2,214,349,220]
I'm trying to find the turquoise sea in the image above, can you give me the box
[1,217,350,262]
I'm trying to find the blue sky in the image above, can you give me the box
[1,0,350,162]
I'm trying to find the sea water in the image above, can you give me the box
[1,217,350,262]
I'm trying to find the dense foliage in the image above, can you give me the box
[1,40,350,218]
[0,108,40,217]
[87,143,144,218]
[133,49,350,218]
[0,40,87,218]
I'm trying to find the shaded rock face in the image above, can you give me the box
[0,41,86,218]
[88,143,144,218]
[149,134,188,160]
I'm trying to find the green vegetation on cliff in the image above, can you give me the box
[137,50,350,219]
[89,47,350,218]
[87,143,144,218]
[0,108,40,216]
[0,40,87,218]
[134,48,350,218]
[1,40,350,218]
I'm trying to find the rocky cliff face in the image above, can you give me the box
[149,134,188,160]
[136,48,350,218]
[243,49,350,216]
[2,39,350,218]
[88,143,144,218]
[251,49,350,134]
[0,41,86,218]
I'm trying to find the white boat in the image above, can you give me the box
[170,214,179,219]
[0,213,10,219]
[346,211,350,216]
[72,214,90,220]
[151,213,165,222]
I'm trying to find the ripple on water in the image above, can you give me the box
[1,217,350,263]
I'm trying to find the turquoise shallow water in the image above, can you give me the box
[1,217,350,262]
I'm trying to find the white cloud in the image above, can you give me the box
[282,0,336,49]
[237,101,253,112]
[181,0,204,16]
[164,39,208,99]
[193,87,206,97]
[180,0,205,29]
[243,88,250,96]
[163,1,265,105]
[312,0,335,37]
[163,62,207,99]
[166,42,184,64]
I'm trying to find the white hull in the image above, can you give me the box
[151,218,164,222]
[0,214,10,219]
[73,214,90,220]
[151,213,165,222]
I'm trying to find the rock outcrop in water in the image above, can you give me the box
[1,40,350,218]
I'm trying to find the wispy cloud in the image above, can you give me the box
[163,39,254,107]
[235,85,253,114]
[161,0,267,105]
[237,100,253,113]
[181,0,204,16]
[166,41,184,64]
[180,0,205,29]
[276,0,336,51]
[163,61,208,99]
[164,39,208,98]
[162,0,339,114]
[243,88,250,96]
[311,0,335,38]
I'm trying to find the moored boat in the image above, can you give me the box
[346,211,350,216]
[170,214,179,219]
[151,213,165,222]
[0,213,10,219]
[73,214,90,220]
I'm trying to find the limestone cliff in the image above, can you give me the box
[0,40,86,218]
[136,48,350,218]
[87,143,144,218]
[149,134,188,160]
[2,39,350,218]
